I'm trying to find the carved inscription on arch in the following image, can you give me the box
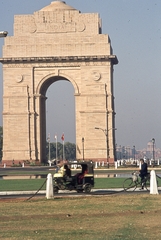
[34,12,86,33]
[36,22,85,33]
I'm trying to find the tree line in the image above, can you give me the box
[46,141,76,161]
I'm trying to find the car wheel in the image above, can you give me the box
[54,186,59,194]
[84,183,91,193]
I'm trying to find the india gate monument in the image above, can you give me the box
[0,1,118,165]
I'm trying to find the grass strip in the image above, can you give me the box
[0,178,125,191]
[0,195,161,239]
[0,177,161,192]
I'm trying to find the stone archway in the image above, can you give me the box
[37,74,78,163]
[0,1,118,164]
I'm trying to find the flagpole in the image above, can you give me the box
[55,135,58,161]
[48,133,51,161]
[61,133,65,160]
[63,140,65,160]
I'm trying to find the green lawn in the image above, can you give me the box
[0,179,46,191]
[0,178,123,191]
[0,177,161,191]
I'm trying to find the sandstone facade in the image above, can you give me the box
[0,1,118,164]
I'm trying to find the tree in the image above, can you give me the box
[64,142,76,160]
[46,141,76,161]
[0,126,3,161]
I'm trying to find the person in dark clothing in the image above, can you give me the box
[64,165,71,178]
[139,159,148,189]
[76,165,88,184]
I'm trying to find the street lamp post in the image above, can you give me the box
[133,145,135,160]
[119,145,122,159]
[152,138,155,162]
[116,143,117,160]
[82,137,84,160]
[95,127,116,167]
[0,31,8,38]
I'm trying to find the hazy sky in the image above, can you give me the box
[0,0,161,150]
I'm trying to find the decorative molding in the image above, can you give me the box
[0,55,118,65]
[91,71,101,81]
[16,75,23,83]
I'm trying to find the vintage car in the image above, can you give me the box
[53,161,94,193]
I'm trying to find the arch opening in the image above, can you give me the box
[39,76,76,162]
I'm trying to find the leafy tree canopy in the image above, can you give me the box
[46,141,76,161]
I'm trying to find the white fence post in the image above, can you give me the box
[115,161,117,169]
[139,161,141,169]
[46,173,54,199]
[150,170,159,194]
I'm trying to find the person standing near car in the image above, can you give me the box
[139,159,148,188]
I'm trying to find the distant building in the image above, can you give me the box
[116,140,161,160]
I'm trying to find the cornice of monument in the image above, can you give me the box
[0,55,118,65]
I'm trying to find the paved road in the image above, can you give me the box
[0,166,56,172]
[0,188,160,200]
[1,167,161,180]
